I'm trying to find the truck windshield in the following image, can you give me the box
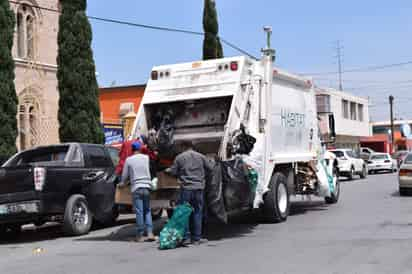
[4,146,70,167]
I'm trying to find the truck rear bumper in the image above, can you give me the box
[0,200,42,225]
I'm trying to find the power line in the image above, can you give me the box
[302,60,412,76]
[8,0,258,60]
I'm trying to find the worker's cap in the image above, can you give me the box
[131,142,142,152]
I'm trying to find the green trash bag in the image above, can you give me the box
[159,203,193,250]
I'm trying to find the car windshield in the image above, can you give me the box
[331,151,344,158]
[371,154,388,161]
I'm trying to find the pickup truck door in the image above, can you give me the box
[82,145,117,222]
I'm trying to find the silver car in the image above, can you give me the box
[399,153,412,195]
[367,153,397,174]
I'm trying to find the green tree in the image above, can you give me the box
[0,0,18,161]
[57,0,104,144]
[203,0,224,60]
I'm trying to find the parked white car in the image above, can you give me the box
[329,149,367,180]
[399,153,412,195]
[367,153,397,174]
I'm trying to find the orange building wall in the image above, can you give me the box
[99,85,146,124]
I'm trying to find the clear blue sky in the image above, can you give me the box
[87,0,412,121]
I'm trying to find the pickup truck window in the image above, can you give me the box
[107,147,120,166]
[84,146,112,167]
[6,146,69,166]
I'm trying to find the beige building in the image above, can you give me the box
[9,0,60,150]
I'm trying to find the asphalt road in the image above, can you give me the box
[1,172,411,274]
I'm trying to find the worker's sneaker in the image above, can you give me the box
[192,239,208,246]
[181,239,192,247]
[133,236,145,243]
[145,233,158,242]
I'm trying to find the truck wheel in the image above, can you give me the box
[348,167,355,180]
[166,209,174,219]
[399,188,408,196]
[151,208,163,221]
[263,172,290,223]
[325,167,340,204]
[360,166,367,179]
[63,194,92,236]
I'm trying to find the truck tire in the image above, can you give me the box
[263,172,290,223]
[399,188,408,196]
[63,194,92,236]
[151,208,163,221]
[325,167,340,204]
[348,167,355,180]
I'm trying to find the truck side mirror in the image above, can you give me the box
[328,114,336,139]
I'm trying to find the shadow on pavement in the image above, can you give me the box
[289,200,329,216]
[0,217,136,245]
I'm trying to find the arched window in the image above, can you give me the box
[16,4,36,59]
[18,91,41,150]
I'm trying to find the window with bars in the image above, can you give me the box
[342,100,349,119]
[316,94,331,113]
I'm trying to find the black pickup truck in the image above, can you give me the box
[0,143,120,236]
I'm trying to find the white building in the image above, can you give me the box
[316,87,371,149]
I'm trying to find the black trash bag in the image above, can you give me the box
[205,161,228,224]
[232,124,256,155]
[221,158,253,212]
[156,109,176,158]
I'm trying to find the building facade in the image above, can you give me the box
[9,0,60,151]
[316,87,371,150]
[99,84,146,141]
[361,120,412,153]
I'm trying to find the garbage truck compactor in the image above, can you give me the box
[130,40,339,223]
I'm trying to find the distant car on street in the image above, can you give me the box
[399,153,412,195]
[329,149,367,180]
[367,153,397,174]
[360,147,376,161]
[391,150,409,168]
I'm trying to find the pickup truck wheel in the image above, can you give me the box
[360,166,367,179]
[63,195,92,236]
[263,172,290,223]
[348,167,355,180]
[325,167,340,204]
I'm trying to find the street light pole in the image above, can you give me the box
[389,95,395,153]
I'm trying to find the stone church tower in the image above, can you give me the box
[9,0,60,150]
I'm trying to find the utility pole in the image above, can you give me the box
[389,95,395,153]
[335,40,344,91]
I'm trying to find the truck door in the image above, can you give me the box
[82,145,116,222]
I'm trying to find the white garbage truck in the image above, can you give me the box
[129,28,339,223]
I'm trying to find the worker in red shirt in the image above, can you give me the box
[116,137,158,178]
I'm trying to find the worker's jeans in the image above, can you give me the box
[180,189,204,242]
[133,188,153,237]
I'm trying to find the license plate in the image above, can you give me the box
[376,165,381,168]
[0,201,39,215]
[0,206,7,215]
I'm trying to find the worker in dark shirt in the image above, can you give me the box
[166,141,213,246]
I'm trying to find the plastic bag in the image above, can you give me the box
[316,159,334,197]
[221,158,252,211]
[159,203,193,250]
[205,162,228,223]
